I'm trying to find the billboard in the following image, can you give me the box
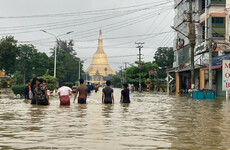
[0,71,5,78]
[223,60,230,91]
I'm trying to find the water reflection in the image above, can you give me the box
[120,103,130,113]
[102,104,114,118]
[76,104,87,118]
[1,89,230,149]
[170,98,225,149]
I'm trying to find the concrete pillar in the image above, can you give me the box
[176,72,180,96]
[200,68,205,89]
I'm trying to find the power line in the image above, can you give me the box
[0,1,173,19]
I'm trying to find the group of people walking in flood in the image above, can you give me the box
[25,78,130,106]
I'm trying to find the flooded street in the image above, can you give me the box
[1,88,230,150]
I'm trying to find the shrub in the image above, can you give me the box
[11,85,26,96]
[39,75,57,91]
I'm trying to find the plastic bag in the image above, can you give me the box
[29,90,33,99]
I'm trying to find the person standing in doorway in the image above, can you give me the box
[120,83,130,103]
[57,83,72,105]
[102,80,114,104]
[86,82,92,94]
[73,79,88,104]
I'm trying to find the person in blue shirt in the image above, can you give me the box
[86,82,92,94]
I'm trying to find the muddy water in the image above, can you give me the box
[0,88,230,150]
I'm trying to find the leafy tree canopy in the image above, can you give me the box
[0,36,18,74]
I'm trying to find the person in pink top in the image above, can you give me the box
[57,83,72,105]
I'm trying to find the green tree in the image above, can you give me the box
[110,75,121,88]
[17,44,51,83]
[39,74,57,91]
[153,47,174,78]
[51,39,76,55]
[50,39,83,83]
[11,71,24,85]
[125,62,158,88]
[0,36,18,74]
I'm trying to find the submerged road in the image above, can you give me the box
[0,88,230,150]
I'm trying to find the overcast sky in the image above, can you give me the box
[0,0,174,72]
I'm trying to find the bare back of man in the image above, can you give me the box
[74,84,88,104]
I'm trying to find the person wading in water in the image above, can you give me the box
[120,83,130,103]
[73,79,88,104]
[31,78,38,105]
[57,83,72,105]
[35,78,50,105]
[102,80,114,104]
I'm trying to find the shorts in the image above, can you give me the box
[60,95,70,105]
[78,98,86,104]
[122,100,130,103]
[104,100,112,104]
[38,100,49,105]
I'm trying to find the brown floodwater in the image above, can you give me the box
[0,88,230,150]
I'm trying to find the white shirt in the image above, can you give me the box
[57,86,72,96]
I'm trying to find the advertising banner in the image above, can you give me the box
[223,60,230,91]
[0,71,5,78]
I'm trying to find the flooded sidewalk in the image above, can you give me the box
[0,88,230,149]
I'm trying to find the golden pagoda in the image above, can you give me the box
[85,29,115,83]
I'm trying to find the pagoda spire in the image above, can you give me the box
[97,29,104,53]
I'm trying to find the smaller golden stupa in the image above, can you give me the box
[85,29,115,83]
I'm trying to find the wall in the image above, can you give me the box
[227,0,230,8]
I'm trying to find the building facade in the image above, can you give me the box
[171,0,229,96]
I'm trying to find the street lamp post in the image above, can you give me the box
[76,59,86,82]
[41,30,73,78]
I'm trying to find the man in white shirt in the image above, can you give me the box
[57,83,72,105]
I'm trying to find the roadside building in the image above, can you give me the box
[170,0,229,97]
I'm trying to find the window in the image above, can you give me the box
[202,0,205,10]
[208,0,226,5]
[211,17,225,37]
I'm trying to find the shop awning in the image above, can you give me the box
[202,65,222,70]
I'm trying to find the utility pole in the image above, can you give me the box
[123,62,129,82]
[135,42,144,92]
[204,0,213,90]
[119,66,123,85]
[209,38,213,89]
[188,0,196,88]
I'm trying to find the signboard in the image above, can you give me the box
[195,53,209,66]
[223,60,230,91]
[195,42,206,55]
[227,0,230,8]
[145,79,151,85]
[149,70,157,76]
[213,54,230,66]
[0,71,5,78]
[165,74,174,83]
